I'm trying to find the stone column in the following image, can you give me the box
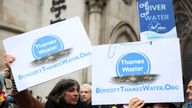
[82,0,106,83]
[86,0,106,45]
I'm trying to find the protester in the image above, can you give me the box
[0,71,18,108]
[182,79,192,108]
[45,78,89,108]
[80,82,124,108]
[80,82,103,108]
[0,75,7,108]
[80,83,92,105]
[4,54,89,108]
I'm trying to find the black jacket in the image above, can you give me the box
[45,100,89,108]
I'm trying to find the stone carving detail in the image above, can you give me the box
[122,0,133,5]
[174,0,192,41]
[85,0,106,13]
[174,0,192,92]
[50,0,66,24]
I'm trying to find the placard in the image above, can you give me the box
[92,38,183,105]
[3,17,92,91]
[137,0,177,40]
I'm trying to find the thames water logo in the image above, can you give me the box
[31,35,65,65]
[116,52,151,76]
[113,52,156,84]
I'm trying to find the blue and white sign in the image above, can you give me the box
[3,17,92,91]
[116,52,151,76]
[137,0,177,40]
[32,35,64,59]
[92,38,183,105]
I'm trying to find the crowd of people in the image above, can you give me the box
[1,54,192,108]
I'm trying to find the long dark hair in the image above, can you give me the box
[46,78,80,104]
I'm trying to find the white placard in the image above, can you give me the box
[92,38,184,105]
[3,17,92,91]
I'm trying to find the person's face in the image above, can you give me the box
[187,80,192,101]
[63,84,79,105]
[152,104,169,108]
[80,85,91,104]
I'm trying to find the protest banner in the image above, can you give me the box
[3,17,92,91]
[137,0,177,40]
[92,38,183,105]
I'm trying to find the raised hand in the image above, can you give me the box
[3,54,15,80]
[129,97,144,108]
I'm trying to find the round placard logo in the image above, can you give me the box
[32,35,64,59]
[116,52,151,76]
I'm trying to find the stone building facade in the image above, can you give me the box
[0,0,139,101]
[0,0,191,102]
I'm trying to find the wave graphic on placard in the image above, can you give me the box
[140,27,177,40]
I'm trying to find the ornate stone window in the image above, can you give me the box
[109,21,139,43]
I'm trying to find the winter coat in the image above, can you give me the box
[14,90,44,108]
